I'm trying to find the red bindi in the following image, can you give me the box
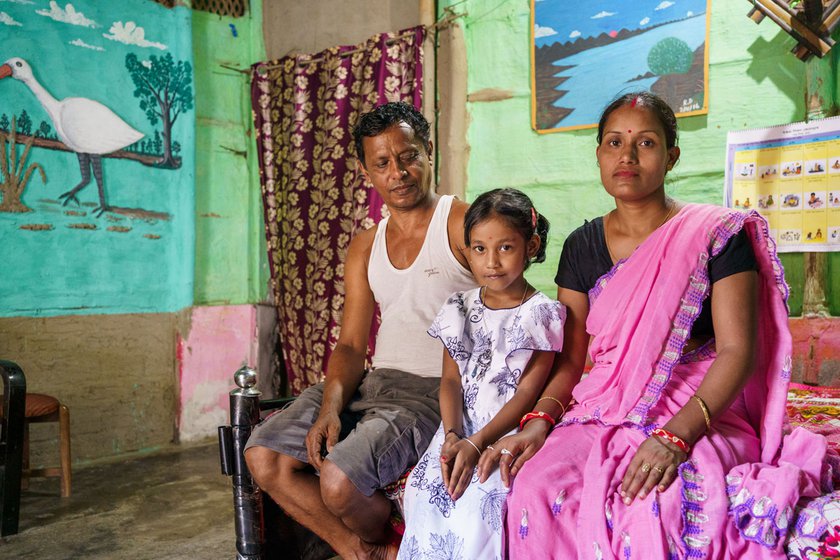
[628,129,632,133]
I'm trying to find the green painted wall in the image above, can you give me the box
[439,0,840,315]
[192,4,269,305]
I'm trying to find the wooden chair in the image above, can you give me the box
[21,393,71,498]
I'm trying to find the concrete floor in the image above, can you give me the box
[0,442,235,560]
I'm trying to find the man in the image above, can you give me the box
[245,102,476,560]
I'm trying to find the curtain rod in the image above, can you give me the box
[221,11,465,76]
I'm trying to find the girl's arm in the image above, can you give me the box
[446,349,555,500]
[621,269,758,504]
[438,349,466,493]
[480,287,590,486]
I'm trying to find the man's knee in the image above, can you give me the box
[245,446,298,491]
[320,459,367,514]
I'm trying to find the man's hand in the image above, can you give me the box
[305,412,341,470]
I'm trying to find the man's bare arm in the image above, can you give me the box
[306,228,377,469]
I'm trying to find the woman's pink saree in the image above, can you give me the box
[505,204,830,559]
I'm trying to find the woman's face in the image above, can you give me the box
[595,105,680,203]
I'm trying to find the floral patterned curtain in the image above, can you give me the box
[252,26,425,395]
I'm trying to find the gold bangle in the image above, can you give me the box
[463,437,482,456]
[536,396,566,419]
[691,395,712,431]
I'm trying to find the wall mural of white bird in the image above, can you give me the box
[0,57,144,216]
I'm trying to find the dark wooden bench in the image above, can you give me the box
[218,367,334,560]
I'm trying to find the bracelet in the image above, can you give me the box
[446,428,463,439]
[651,428,691,454]
[691,395,712,432]
[536,396,566,419]
[463,437,482,456]
[519,411,555,432]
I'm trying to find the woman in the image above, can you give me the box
[479,92,830,558]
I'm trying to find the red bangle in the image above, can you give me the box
[651,428,691,453]
[519,411,555,432]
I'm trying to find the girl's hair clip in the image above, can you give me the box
[531,207,537,229]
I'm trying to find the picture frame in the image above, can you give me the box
[531,0,711,134]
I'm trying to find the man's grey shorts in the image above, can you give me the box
[245,368,441,497]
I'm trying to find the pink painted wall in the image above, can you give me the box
[177,304,278,442]
[789,317,840,387]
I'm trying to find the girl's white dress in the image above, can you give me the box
[397,287,565,560]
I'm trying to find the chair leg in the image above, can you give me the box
[21,422,30,491]
[59,405,71,498]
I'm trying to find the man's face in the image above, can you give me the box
[359,122,433,211]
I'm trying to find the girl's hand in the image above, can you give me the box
[477,421,552,487]
[441,438,481,501]
[439,431,462,489]
[620,435,687,505]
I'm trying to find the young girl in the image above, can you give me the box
[397,188,565,560]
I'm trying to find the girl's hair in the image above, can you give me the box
[596,91,678,149]
[464,188,549,268]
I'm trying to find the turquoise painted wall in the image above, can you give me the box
[192,4,269,305]
[439,0,839,314]
[0,0,195,316]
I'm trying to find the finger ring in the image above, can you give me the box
[500,448,513,456]
[641,463,651,473]
[487,445,495,451]
[653,465,665,474]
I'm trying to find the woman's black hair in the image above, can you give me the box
[352,101,431,166]
[596,91,679,149]
[464,188,549,269]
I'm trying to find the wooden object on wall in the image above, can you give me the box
[192,0,248,18]
[747,0,840,61]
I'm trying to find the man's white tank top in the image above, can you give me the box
[368,195,477,378]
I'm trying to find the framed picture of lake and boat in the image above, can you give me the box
[531,0,710,133]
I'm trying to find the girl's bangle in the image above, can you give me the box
[691,395,712,431]
[536,396,566,419]
[446,428,463,439]
[519,411,555,432]
[651,428,691,454]
[463,437,482,456]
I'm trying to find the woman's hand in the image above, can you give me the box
[440,436,481,501]
[477,420,552,487]
[620,435,687,504]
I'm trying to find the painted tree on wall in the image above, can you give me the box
[125,53,193,169]
[647,37,696,111]
[0,117,46,213]
[647,37,694,76]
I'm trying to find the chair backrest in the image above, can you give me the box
[0,360,26,536]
